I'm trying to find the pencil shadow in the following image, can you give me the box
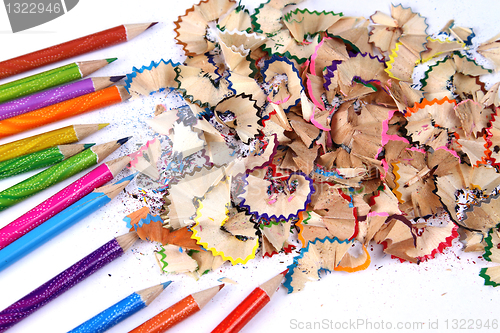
[0,31,56,34]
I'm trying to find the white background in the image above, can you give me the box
[1,0,500,332]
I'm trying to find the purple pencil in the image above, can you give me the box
[0,231,139,332]
[0,76,125,121]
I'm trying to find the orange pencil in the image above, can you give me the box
[211,271,286,333]
[0,86,130,139]
[128,284,224,333]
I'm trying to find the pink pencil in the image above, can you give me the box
[0,156,131,250]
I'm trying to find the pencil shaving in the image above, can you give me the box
[118,1,500,291]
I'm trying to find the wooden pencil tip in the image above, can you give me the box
[148,22,159,29]
[106,155,132,177]
[106,58,118,64]
[117,85,132,101]
[162,281,173,289]
[193,284,224,310]
[83,143,95,149]
[93,139,129,163]
[138,282,170,306]
[98,123,110,130]
[259,271,287,299]
[116,231,139,253]
[110,75,125,82]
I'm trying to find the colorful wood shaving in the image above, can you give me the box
[121,0,500,291]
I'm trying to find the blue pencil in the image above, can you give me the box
[67,282,172,333]
[0,173,136,272]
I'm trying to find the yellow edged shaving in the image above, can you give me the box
[385,42,419,82]
[419,37,465,63]
[191,180,259,265]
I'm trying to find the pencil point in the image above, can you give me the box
[116,173,137,184]
[110,75,125,82]
[162,281,173,289]
[148,22,159,29]
[106,58,118,64]
[98,123,110,130]
[138,281,171,307]
[117,136,132,145]
[259,271,287,299]
[193,285,225,310]
[83,143,95,149]
[116,231,139,253]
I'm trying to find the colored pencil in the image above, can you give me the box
[0,59,116,104]
[0,143,94,179]
[0,123,108,163]
[0,23,158,80]
[0,137,129,213]
[0,153,131,250]
[0,86,130,138]
[0,232,139,332]
[0,76,125,121]
[68,281,172,333]
[0,174,135,272]
[211,271,287,333]
[129,284,224,333]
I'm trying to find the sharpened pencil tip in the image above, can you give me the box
[106,58,118,64]
[161,281,173,289]
[148,22,158,29]
[117,136,132,145]
[83,143,96,149]
[98,123,110,130]
[219,284,225,290]
[280,269,289,276]
[116,172,137,184]
[110,75,125,82]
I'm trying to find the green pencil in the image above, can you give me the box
[0,59,117,104]
[0,143,95,180]
[0,137,130,211]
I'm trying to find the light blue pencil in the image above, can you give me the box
[0,173,136,272]
[67,282,172,333]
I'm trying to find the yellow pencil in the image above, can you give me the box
[0,123,108,162]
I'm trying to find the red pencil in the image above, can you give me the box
[129,284,224,333]
[211,271,287,333]
[0,23,158,80]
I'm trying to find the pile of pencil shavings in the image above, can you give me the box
[122,0,500,293]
